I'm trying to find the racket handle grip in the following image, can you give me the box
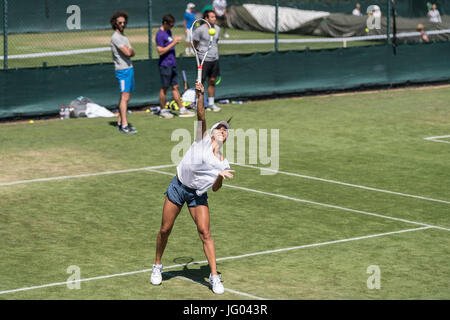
[197,66,202,83]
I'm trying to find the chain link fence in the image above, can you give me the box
[2,0,450,70]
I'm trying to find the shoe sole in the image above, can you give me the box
[179,114,195,117]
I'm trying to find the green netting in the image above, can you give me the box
[1,42,450,119]
[0,0,213,34]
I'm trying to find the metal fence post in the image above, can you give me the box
[274,0,279,52]
[148,0,152,59]
[386,0,391,45]
[3,0,7,69]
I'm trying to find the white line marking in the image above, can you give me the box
[165,272,268,300]
[0,164,177,187]
[146,168,450,232]
[424,135,450,144]
[0,47,111,60]
[230,162,450,205]
[0,226,431,296]
[219,29,450,44]
[2,28,449,60]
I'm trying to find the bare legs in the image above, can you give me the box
[155,198,182,265]
[188,204,218,275]
[118,92,130,126]
[154,198,218,275]
[159,85,183,111]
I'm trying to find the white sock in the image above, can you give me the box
[208,97,215,106]
[180,106,187,113]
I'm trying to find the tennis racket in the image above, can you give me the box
[189,19,214,83]
[182,70,188,91]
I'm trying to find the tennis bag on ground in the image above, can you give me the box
[69,96,94,118]
[69,96,116,118]
[165,89,197,111]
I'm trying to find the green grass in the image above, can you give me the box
[0,27,383,69]
[0,85,449,299]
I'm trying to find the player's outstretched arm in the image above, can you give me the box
[195,81,207,141]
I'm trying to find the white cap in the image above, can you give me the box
[209,121,229,135]
[187,3,195,9]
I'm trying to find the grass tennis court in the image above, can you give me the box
[0,84,449,299]
[0,27,383,69]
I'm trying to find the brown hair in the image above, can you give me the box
[162,14,176,25]
[110,11,129,30]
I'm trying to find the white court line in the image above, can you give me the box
[1,164,447,231]
[0,164,176,187]
[424,135,450,144]
[146,168,450,232]
[164,272,268,300]
[0,226,430,296]
[230,162,450,205]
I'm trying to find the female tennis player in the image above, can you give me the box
[151,81,234,294]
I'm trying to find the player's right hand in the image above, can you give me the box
[195,81,204,94]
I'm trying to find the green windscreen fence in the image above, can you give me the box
[1,42,450,119]
[1,0,450,118]
[0,0,213,33]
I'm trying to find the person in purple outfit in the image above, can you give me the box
[155,14,194,118]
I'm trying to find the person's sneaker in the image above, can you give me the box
[209,273,224,294]
[207,104,221,112]
[179,109,195,117]
[160,111,174,119]
[150,264,163,285]
[224,32,230,38]
[119,124,137,134]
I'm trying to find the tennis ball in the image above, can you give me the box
[29,120,34,124]
[208,28,216,36]
[365,28,369,33]
[146,109,150,113]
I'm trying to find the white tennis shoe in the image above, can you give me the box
[150,264,163,285]
[209,273,224,294]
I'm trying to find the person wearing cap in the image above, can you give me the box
[184,3,197,56]
[150,81,234,295]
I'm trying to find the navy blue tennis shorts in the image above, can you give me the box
[159,65,179,88]
[164,176,208,207]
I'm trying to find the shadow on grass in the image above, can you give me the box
[161,256,222,293]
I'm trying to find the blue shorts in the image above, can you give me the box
[159,65,179,88]
[115,67,135,93]
[164,176,208,207]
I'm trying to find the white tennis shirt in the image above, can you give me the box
[177,133,230,196]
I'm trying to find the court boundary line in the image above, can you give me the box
[1,164,447,231]
[0,164,177,187]
[424,135,450,144]
[230,162,450,205]
[0,226,431,296]
[146,168,450,232]
[4,161,447,206]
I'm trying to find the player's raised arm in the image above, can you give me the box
[195,81,207,141]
